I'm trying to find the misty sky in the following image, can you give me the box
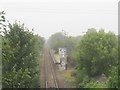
[0,0,118,39]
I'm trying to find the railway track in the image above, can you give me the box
[44,45,59,89]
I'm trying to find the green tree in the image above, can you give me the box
[2,22,44,88]
[76,28,118,87]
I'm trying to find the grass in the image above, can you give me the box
[62,68,76,83]
[85,82,108,88]
[51,49,60,63]
[54,54,60,63]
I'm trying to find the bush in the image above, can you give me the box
[85,82,107,88]
[108,66,118,88]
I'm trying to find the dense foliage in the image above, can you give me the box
[76,28,118,88]
[1,12,44,88]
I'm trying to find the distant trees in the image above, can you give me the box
[48,32,81,63]
[76,28,118,88]
[48,32,81,68]
[48,32,67,53]
[48,32,81,54]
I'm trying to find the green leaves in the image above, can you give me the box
[76,28,118,87]
[2,22,44,88]
[108,66,118,88]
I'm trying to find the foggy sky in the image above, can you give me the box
[0,0,118,39]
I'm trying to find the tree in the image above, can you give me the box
[2,22,44,88]
[48,32,67,53]
[76,28,118,81]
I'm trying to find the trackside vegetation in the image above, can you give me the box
[1,11,44,88]
[48,29,118,88]
[0,11,119,88]
[76,29,118,88]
